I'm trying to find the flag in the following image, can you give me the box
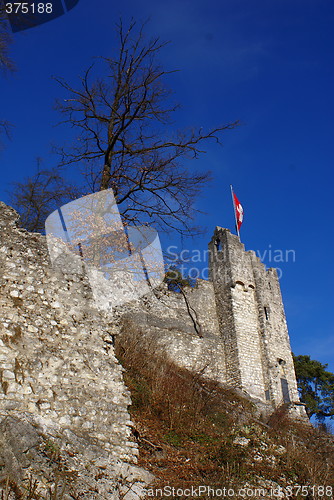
[233,192,244,231]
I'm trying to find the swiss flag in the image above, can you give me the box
[233,192,244,231]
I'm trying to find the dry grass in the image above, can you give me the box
[115,322,334,499]
[0,476,67,500]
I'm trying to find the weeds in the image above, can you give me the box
[115,321,334,498]
[0,475,67,500]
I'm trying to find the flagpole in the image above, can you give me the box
[230,184,240,241]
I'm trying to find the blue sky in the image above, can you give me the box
[1,0,333,372]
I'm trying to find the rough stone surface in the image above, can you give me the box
[118,280,227,385]
[0,202,307,495]
[0,202,151,498]
[114,228,306,418]
[208,227,306,418]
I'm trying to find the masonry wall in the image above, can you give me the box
[0,202,139,492]
[208,228,267,400]
[209,227,302,408]
[249,254,300,405]
[119,225,302,410]
[0,199,308,497]
[0,200,306,487]
[119,280,227,385]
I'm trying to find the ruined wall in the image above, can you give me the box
[0,200,306,494]
[208,229,266,400]
[119,280,227,385]
[0,202,147,498]
[0,202,228,480]
[209,227,302,410]
[249,254,300,406]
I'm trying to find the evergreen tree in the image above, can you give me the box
[293,354,334,421]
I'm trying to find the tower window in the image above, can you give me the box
[264,307,269,320]
[280,378,291,403]
[215,239,222,252]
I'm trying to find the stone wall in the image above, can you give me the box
[0,201,307,498]
[118,280,227,385]
[0,202,149,498]
[208,227,304,414]
[208,229,267,399]
[249,254,300,406]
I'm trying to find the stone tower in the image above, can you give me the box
[208,227,301,409]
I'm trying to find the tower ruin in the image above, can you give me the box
[208,227,301,409]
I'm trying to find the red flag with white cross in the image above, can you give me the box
[233,192,244,232]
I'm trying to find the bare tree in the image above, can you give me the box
[0,119,11,148]
[55,19,238,236]
[9,161,81,232]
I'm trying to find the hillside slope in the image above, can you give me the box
[116,323,334,500]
